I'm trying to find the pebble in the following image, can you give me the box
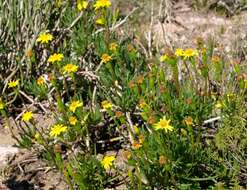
[0,146,19,167]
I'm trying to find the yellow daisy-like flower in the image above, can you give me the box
[100,53,112,63]
[37,76,45,86]
[153,116,173,132]
[34,133,41,140]
[101,100,113,110]
[93,0,111,10]
[22,111,33,122]
[63,63,78,74]
[175,48,184,57]
[160,54,169,62]
[96,17,106,25]
[69,116,78,125]
[0,98,4,110]
[101,155,115,170]
[77,0,88,10]
[109,42,118,51]
[184,116,193,126]
[36,32,53,44]
[48,53,64,63]
[49,124,68,138]
[215,102,222,109]
[8,80,19,88]
[183,48,198,59]
[69,100,83,113]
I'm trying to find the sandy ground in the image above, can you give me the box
[0,115,67,190]
[153,3,247,57]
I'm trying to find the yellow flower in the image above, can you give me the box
[36,32,53,44]
[69,100,83,113]
[101,100,113,110]
[215,102,222,109]
[96,17,106,25]
[109,43,118,51]
[69,116,78,125]
[77,0,88,10]
[37,76,45,86]
[183,48,198,59]
[22,111,33,122]
[175,48,184,57]
[34,133,40,140]
[160,54,169,62]
[101,155,115,170]
[50,124,67,138]
[0,98,4,110]
[8,80,19,88]
[184,116,193,126]
[93,0,111,10]
[153,116,173,132]
[48,53,64,63]
[63,63,78,74]
[100,53,112,63]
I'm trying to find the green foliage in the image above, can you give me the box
[64,154,107,190]
[0,0,246,189]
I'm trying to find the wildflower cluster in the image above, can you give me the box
[1,1,246,189]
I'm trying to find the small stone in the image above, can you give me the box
[0,146,19,167]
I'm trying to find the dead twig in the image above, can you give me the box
[19,90,48,114]
[203,116,221,125]
[126,112,135,144]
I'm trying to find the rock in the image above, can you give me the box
[0,146,19,167]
